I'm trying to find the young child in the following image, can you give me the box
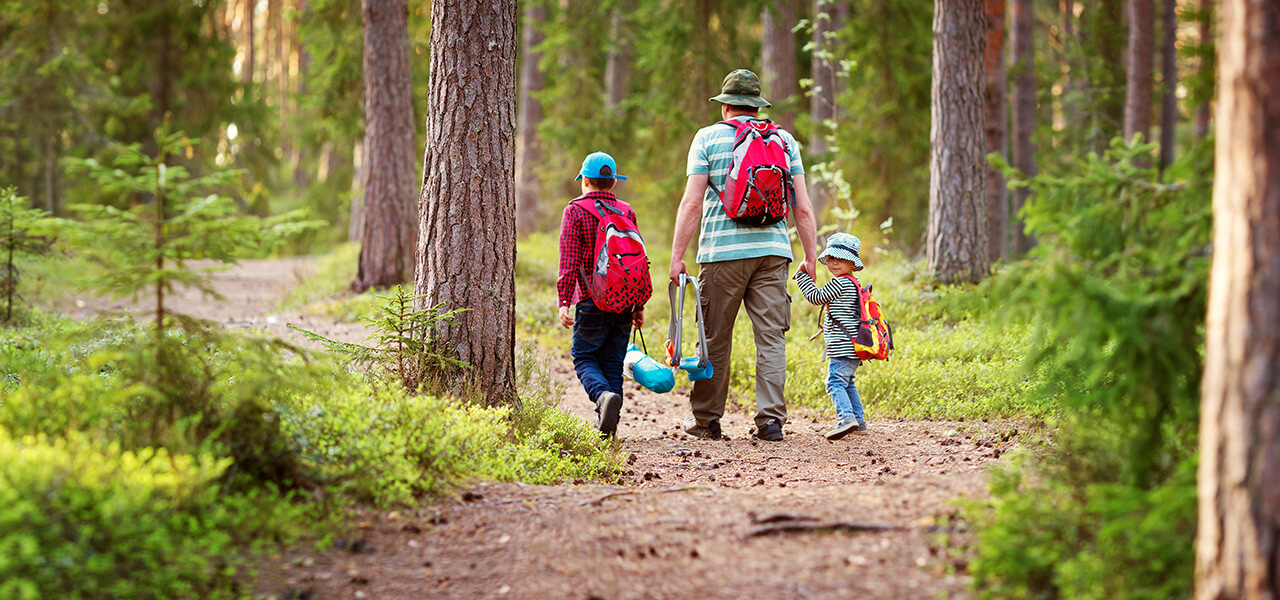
[556,151,645,436]
[794,232,867,440]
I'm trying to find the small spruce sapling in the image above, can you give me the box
[292,285,469,391]
[0,187,49,323]
[62,127,319,335]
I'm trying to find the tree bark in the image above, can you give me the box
[1195,0,1280,596]
[762,0,800,133]
[1009,0,1035,254]
[1124,0,1155,145]
[984,0,1008,262]
[515,0,545,235]
[415,0,518,406]
[928,0,989,284]
[1194,0,1213,138]
[1158,0,1177,170]
[353,0,418,291]
[604,0,633,113]
[810,0,847,221]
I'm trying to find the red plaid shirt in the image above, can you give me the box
[557,191,638,307]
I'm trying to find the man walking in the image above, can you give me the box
[669,69,819,441]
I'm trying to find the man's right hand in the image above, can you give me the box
[669,259,688,283]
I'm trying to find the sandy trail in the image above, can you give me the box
[83,258,1009,600]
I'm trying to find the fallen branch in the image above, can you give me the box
[746,521,906,537]
[579,485,712,507]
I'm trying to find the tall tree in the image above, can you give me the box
[984,0,1008,261]
[762,0,800,133]
[603,0,633,113]
[515,0,546,235]
[1009,0,1035,254]
[1195,0,1280,595]
[353,0,417,291]
[810,0,848,220]
[1124,0,1155,145]
[1193,0,1213,138]
[1158,0,1177,169]
[415,0,518,405]
[927,0,989,284]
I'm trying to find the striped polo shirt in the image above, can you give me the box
[685,116,805,264]
[795,271,861,359]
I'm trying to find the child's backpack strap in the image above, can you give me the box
[570,196,630,219]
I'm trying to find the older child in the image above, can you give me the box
[794,232,867,440]
[557,151,646,436]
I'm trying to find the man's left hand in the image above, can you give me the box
[633,308,645,328]
[800,257,817,280]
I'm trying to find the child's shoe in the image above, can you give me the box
[825,417,859,440]
[596,392,622,436]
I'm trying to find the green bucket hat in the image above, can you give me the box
[708,69,771,108]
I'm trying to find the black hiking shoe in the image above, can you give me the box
[682,417,722,439]
[752,418,784,442]
[595,392,622,436]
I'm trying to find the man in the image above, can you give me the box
[669,68,819,441]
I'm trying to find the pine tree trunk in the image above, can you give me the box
[604,0,633,113]
[1195,0,1280,596]
[1009,0,1035,254]
[1158,0,1177,170]
[984,0,1008,262]
[515,0,545,235]
[928,0,989,284]
[415,0,518,406]
[353,0,418,291]
[1124,0,1155,145]
[810,0,847,221]
[1194,0,1213,138]
[762,0,799,133]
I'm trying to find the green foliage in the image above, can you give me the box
[0,187,48,323]
[62,128,318,331]
[967,138,1211,600]
[293,285,470,391]
[0,428,301,600]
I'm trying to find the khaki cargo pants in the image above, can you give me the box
[690,255,790,429]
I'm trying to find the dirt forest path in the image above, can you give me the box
[84,259,1014,600]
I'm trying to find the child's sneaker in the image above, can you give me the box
[596,392,622,436]
[825,418,859,440]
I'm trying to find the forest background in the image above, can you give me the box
[0,0,1247,598]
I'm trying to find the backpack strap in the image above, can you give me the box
[571,195,631,219]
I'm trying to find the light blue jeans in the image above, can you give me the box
[826,356,865,424]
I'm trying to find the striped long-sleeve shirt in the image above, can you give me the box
[795,271,861,359]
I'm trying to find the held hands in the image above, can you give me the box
[558,306,573,329]
[800,257,817,280]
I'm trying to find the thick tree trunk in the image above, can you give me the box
[928,0,989,284]
[415,0,518,406]
[762,0,800,134]
[604,0,633,113]
[1124,0,1155,145]
[1158,0,1177,170]
[353,0,418,291]
[1195,0,1280,596]
[810,0,847,220]
[1194,0,1213,138]
[984,0,1008,262]
[1009,0,1035,254]
[515,0,546,235]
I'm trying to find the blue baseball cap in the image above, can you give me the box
[575,151,628,181]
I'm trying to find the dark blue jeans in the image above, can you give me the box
[571,299,632,404]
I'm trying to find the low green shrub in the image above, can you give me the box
[0,428,299,600]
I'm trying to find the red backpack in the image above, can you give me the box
[709,118,795,227]
[571,196,652,313]
[828,274,894,361]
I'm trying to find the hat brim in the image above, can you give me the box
[818,248,865,270]
[708,93,771,108]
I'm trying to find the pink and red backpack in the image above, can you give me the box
[709,118,796,227]
[571,196,652,313]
